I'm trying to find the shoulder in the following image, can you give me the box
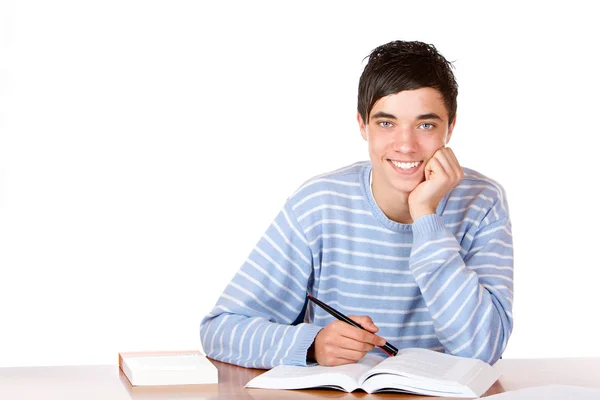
[284,161,368,214]
[443,167,510,222]
[458,167,507,197]
[288,161,367,200]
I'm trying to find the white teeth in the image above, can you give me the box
[391,160,421,170]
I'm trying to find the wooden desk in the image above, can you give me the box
[1,358,600,399]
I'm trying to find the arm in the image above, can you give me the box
[409,208,513,364]
[199,202,322,368]
[407,147,512,364]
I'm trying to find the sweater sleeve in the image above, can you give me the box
[409,212,513,365]
[199,201,322,368]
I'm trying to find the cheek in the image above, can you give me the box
[368,139,389,160]
[367,132,392,152]
[418,135,446,154]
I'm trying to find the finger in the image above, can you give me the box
[336,324,386,347]
[436,148,461,182]
[423,156,436,180]
[322,354,365,366]
[445,147,464,179]
[315,331,371,366]
[349,315,379,333]
[432,148,453,176]
[332,347,370,363]
[424,157,447,181]
[334,335,376,353]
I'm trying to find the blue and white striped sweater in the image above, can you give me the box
[200,161,513,368]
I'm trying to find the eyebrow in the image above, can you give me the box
[416,113,443,121]
[371,111,397,120]
[370,112,444,121]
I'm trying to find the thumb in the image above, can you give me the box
[424,157,435,181]
[349,315,379,333]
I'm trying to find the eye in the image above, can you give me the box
[419,122,435,130]
[378,121,393,128]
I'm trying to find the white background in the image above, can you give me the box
[1,1,598,367]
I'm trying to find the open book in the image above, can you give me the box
[246,348,500,398]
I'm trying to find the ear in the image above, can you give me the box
[357,112,368,141]
[445,115,457,145]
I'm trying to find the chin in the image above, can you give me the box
[391,177,423,194]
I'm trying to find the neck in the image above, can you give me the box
[371,174,413,224]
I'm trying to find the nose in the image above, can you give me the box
[392,126,417,153]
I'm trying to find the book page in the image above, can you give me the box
[361,374,467,396]
[363,348,481,383]
[245,353,384,392]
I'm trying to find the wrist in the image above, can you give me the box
[410,207,436,221]
[412,213,447,236]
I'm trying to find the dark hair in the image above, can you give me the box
[357,40,458,125]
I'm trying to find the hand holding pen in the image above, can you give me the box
[307,293,398,366]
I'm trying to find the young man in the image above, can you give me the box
[200,40,513,368]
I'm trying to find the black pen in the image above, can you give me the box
[307,293,398,357]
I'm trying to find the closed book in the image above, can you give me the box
[118,351,218,386]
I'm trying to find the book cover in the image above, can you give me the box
[118,350,218,387]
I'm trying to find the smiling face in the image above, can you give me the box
[358,87,456,200]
